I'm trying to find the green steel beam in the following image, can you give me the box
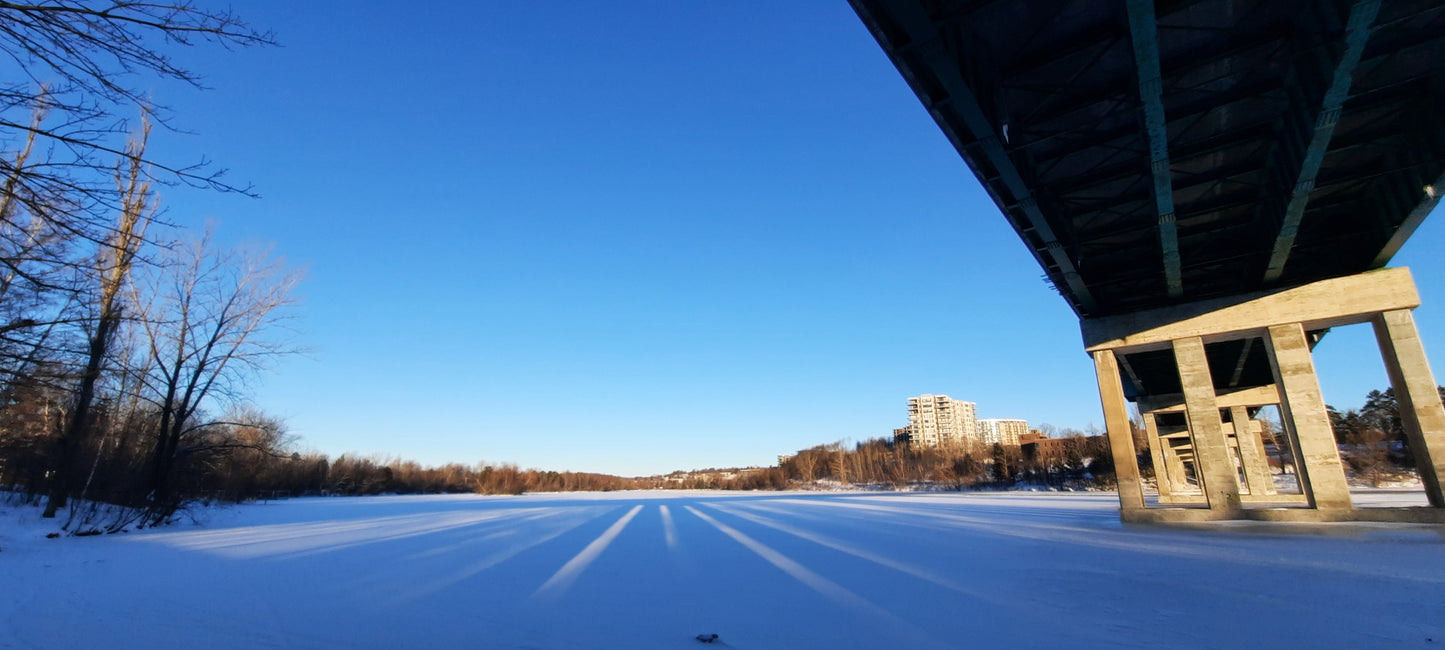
[1227,337,1255,388]
[1119,354,1146,395]
[1371,168,1445,268]
[854,0,1099,314]
[1126,0,1181,298]
[1263,0,1381,283]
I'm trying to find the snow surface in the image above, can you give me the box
[3,491,1444,649]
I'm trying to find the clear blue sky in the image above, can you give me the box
[143,1,1445,477]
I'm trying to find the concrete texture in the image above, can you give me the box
[1265,323,1352,510]
[1093,269,1444,524]
[1173,337,1242,513]
[1374,309,1445,507]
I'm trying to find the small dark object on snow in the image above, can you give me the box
[45,532,59,539]
[696,633,719,643]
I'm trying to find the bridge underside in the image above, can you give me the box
[851,0,1445,522]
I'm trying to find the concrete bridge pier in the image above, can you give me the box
[1144,414,1198,502]
[1229,408,1276,498]
[1142,391,1290,505]
[1085,268,1445,523]
[1146,407,1276,504]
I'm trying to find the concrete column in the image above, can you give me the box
[1173,337,1242,512]
[1265,322,1352,510]
[1273,404,1304,480]
[1161,440,1206,503]
[1248,419,1277,495]
[1094,350,1145,510]
[1228,434,1246,481]
[1144,413,1171,499]
[1165,444,1190,492]
[1231,406,1276,496]
[1373,309,1445,507]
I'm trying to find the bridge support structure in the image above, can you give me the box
[1142,403,1286,506]
[1082,267,1445,523]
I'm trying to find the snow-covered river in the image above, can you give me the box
[3,491,1442,648]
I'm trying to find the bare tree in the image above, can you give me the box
[0,100,75,390]
[0,4,273,384]
[41,120,152,516]
[792,446,822,483]
[829,447,849,484]
[0,2,273,195]
[128,231,300,518]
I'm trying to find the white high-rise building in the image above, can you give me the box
[978,418,1028,446]
[906,394,978,448]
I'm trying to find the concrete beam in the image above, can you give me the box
[1122,506,1445,524]
[1082,267,1420,352]
[1158,494,1206,505]
[1139,384,1281,413]
[1372,309,1445,507]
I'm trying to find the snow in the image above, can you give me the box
[3,491,1444,649]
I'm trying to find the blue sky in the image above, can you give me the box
[142,2,1445,476]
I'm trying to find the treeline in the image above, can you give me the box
[2,398,655,530]
[757,434,1118,491]
[1328,386,1444,486]
[656,468,790,491]
[190,451,643,499]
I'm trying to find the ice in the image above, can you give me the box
[2,491,1443,648]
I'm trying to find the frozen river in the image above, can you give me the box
[3,490,1443,648]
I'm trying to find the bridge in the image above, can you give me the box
[850,0,1445,522]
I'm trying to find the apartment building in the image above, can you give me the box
[906,394,978,448]
[978,418,1028,446]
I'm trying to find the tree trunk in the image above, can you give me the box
[42,316,117,517]
[42,129,151,518]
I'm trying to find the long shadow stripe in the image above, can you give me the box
[533,504,643,599]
